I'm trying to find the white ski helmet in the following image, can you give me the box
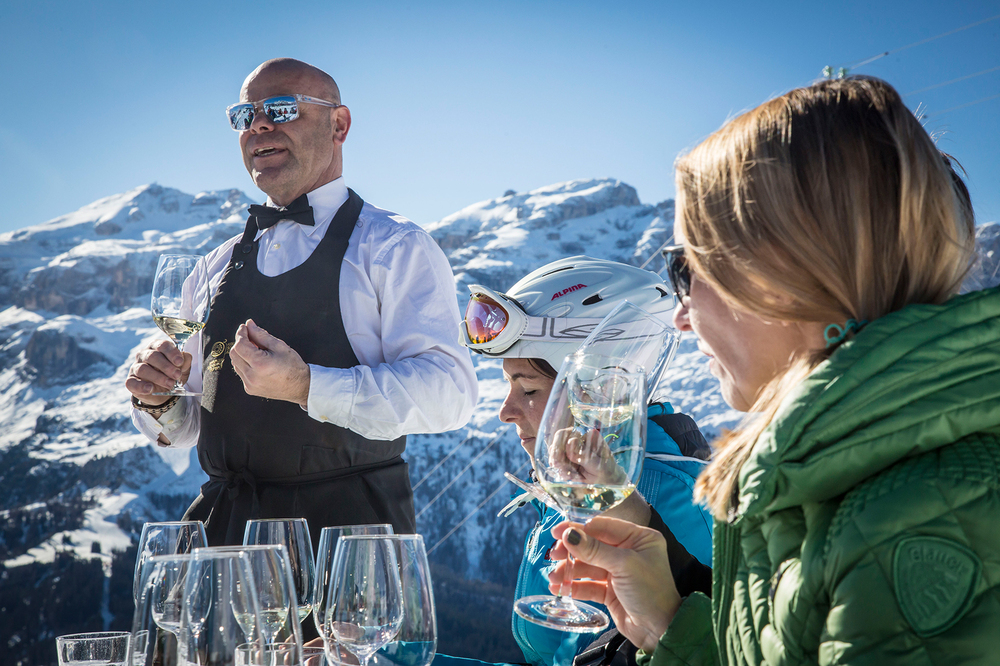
[461,256,675,372]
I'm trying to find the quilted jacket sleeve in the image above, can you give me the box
[817,435,1000,665]
[639,593,719,666]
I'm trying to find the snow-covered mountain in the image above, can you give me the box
[0,178,995,664]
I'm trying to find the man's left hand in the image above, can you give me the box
[230,319,311,406]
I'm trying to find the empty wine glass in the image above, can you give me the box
[133,521,207,606]
[182,548,265,666]
[244,518,316,624]
[322,535,403,666]
[56,632,129,666]
[576,300,680,402]
[513,353,647,632]
[371,535,436,666]
[150,254,211,396]
[313,524,394,643]
[131,553,192,666]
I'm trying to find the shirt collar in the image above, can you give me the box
[256,177,350,239]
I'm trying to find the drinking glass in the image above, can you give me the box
[150,254,211,396]
[313,524,394,641]
[513,353,647,632]
[371,535,436,666]
[131,553,192,666]
[577,300,680,402]
[181,548,266,666]
[55,632,129,666]
[322,535,403,666]
[244,518,316,624]
[212,544,304,653]
[132,521,207,605]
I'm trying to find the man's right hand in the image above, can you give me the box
[126,339,191,406]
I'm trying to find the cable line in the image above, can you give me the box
[925,93,1000,117]
[415,431,506,520]
[824,13,1000,77]
[425,460,532,557]
[412,433,475,491]
[906,65,1000,96]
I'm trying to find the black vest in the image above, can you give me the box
[183,190,416,548]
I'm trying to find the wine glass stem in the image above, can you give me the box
[550,552,578,613]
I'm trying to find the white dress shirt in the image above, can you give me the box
[133,177,478,444]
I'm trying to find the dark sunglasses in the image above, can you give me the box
[226,94,341,131]
[662,245,691,300]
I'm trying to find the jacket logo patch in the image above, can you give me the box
[893,536,980,637]
[551,284,586,301]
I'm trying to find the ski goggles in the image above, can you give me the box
[226,94,341,131]
[461,285,604,356]
[662,245,691,300]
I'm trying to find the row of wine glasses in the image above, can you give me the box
[125,519,434,666]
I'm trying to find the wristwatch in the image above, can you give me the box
[131,394,180,417]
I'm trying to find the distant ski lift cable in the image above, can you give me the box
[905,65,1000,96]
[415,431,506,520]
[925,93,1000,118]
[412,433,477,491]
[425,459,532,557]
[823,13,1000,77]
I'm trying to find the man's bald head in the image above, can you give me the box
[240,58,341,104]
[237,58,351,205]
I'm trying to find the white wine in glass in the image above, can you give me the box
[150,254,211,396]
[514,353,647,633]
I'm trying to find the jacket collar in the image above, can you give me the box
[736,286,1000,520]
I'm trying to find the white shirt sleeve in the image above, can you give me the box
[306,227,479,440]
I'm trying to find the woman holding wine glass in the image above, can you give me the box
[546,77,1000,665]
[457,257,714,666]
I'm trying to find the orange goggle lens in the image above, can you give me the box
[464,294,510,345]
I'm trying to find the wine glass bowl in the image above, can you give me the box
[514,352,647,632]
[211,544,303,650]
[150,254,211,396]
[244,518,316,624]
[371,535,437,666]
[131,553,193,666]
[322,535,403,666]
[181,548,267,666]
[313,524,394,643]
[576,300,680,403]
[132,520,207,606]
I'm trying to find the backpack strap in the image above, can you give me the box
[648,410,712,460]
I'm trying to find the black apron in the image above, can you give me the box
[182,190,415,550]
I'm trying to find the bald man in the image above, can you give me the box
[126,59,478,547]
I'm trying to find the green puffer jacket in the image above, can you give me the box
[641,286,1000,666]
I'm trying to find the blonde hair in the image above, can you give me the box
[678,77,976,519]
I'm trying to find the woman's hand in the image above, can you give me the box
[549,426,628,486]
[547,516,682,652]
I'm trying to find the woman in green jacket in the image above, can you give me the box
[546,76,1000,665]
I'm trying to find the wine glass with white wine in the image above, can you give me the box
[513,352,647,633]
[150,254,211,396]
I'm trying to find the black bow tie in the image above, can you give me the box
[248,193,315,230]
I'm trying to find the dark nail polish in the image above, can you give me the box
[566,529,581,546]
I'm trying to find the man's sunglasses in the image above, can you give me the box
[226,94,341,131]
[662,245,691,300]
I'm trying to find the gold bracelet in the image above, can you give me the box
[132,394,180,417]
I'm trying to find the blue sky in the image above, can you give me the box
[1,0,997,234]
